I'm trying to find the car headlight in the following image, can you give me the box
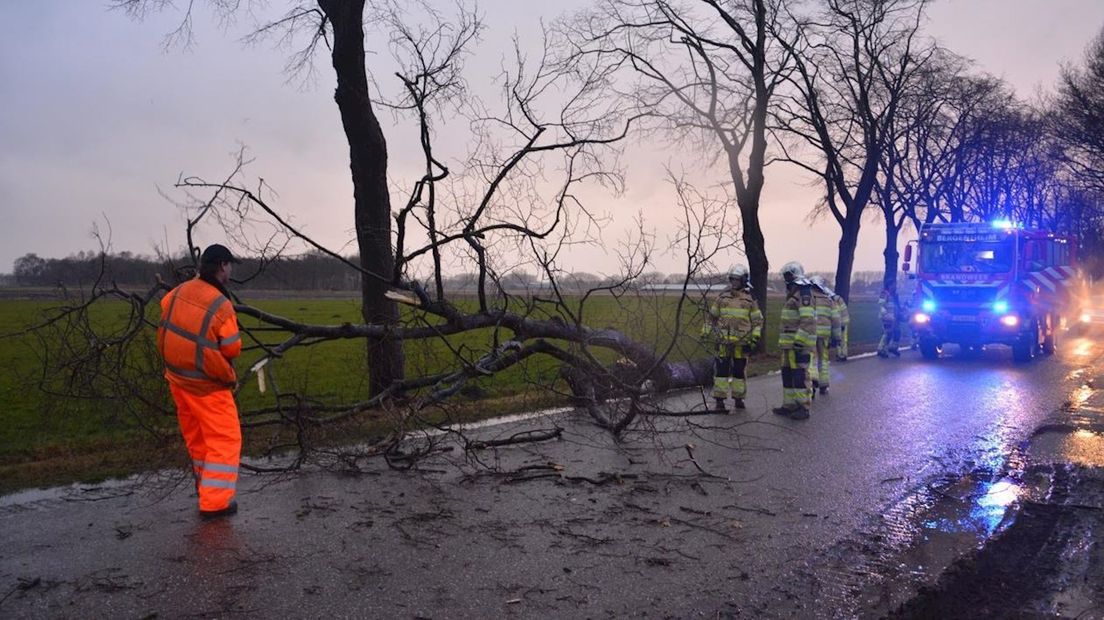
[913,313,931,324]
[1082,312,1092,323]
[999,314,1019,327]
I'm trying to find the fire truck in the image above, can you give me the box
[902,220,1079,362]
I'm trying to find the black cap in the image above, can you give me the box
[200,244,241,265]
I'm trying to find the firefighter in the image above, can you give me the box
[158,244,243,519]
[773,262,817,420]
[808,275,841,395]
[703,265,764,412]
[877,283,902,358]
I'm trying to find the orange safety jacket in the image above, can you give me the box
[158,278,242,394]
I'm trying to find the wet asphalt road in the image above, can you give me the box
[3,335,1103,619]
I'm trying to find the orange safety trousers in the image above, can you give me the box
[170,384,241,512]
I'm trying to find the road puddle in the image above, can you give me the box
[836,464,1042,616]
[921,475,1020,539]
[885,473,1022,583]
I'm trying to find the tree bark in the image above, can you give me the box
[834,213,862,302]
[319,0,405,396]
[882,219,900,292]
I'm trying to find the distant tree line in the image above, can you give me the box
[10,248,896,297]
[9,250,358,290]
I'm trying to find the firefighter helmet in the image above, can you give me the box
[780,261,805,283]
[809,275,832,294]
[728,264,750,280]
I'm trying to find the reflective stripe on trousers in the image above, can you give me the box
[780,349,811,408]
[815,337,831,386]
[712,348,748,399]
[170,384,241,512]
[879,320,901,353]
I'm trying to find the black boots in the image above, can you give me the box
[716,398,747,412]
[200,500,238,520]
[772,405,809,420]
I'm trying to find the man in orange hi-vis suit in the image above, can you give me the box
[158,244,243,519]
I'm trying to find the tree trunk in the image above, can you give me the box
[882,218,900,292]
[834,213,862,302]
[741,212,769,316]
[732,66,771,339]
[320,0,405,396]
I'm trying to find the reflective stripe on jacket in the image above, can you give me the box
[812,289,841,339]
[158,278,241,393]
[779,285,816,349]
[878,291,900,323]
[706,289,764,344]
[834,296,849,327]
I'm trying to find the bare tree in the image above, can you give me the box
[113,0,416,397]
[561,0,795,319]
[1053,26,1104,273]
[872,49,975,288]
[773,0,932,301]
[1056,27,1104,193]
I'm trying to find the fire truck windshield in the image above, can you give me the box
[919,239,1014,274]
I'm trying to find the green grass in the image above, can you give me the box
[0,293,884,492]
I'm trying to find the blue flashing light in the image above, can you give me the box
[992,300,1009,314]
[991,219,1015,230]
[921,299,937,312]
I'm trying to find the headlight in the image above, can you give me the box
[913,313,931,324]
[1082,313,1092,323]
[999,314,1019,327]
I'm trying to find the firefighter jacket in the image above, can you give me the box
[704,288,764,346]
[833,295,850,328]
[158,278,242,394]
[812,287,842,340]
[779,284,817,350]
[878,290,900,324]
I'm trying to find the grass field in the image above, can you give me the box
[0,293,885,492]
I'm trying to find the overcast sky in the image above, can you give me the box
[2,0,1103,277]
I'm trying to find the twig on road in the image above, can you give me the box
[682,443,727,480]
[466,427,563,450]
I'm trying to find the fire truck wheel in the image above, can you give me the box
[919,339,942,360]
[1012,321,1039,363]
